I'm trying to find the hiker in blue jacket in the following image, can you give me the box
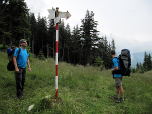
[13,39,31,100]
[110,50,124,103]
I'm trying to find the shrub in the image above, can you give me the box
[38,50,45,60]
[94,56,104,70]
[131,67,136,73]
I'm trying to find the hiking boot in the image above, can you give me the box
[17,95,23,100]
[115,97,124,103]
[109,95,118,100]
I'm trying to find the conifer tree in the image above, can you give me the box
[38,49,45,60]
[36,15,47,56]
[48,19,55,58]
[64,23,71,63]
[0,0,10,46]
[80,10,99,65]
[94,56,104,70]
[102,36,109,69]
[71,25,82,65]
[139,63,144,73]
[111,38,116,50]
[8,0,30,47]
[107,43,112,69]
[136,62,139,71]
[59,21,66,61]
[29,13,37,54]
[147,54,152,71]
[98,37,104,60]
[143,52,148,71]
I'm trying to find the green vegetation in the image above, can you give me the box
[1,0,114,68]
[0,51,152,114]
[132,52,152,73]
[38,50,46,60]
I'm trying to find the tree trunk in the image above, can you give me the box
[62,42,65,61]
[86,49,90,66]
[68,47,69,63]
[53,34,54,59]
[9,1,12,48]
[32,34,34,54]
[28,14,30,47]
[42,34,43,52]
[47,43,49,58]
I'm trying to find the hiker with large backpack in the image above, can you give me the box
[109,49,124,103]
[13,39,31,100]
[109,49,131,103]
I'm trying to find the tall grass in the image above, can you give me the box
[0,51,152,114]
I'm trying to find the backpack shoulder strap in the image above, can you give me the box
[17,47,21,59]
[113,56,118,60]
[112,56,119,66]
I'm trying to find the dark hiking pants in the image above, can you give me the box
[15,68,26,96]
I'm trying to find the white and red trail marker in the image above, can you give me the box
[48,7,71,102]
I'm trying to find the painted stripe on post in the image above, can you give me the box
[55,89,58,100]
[55,65,58,76]
[55,76,58,89]
[55,53,58,65]
[56,25,59,41]
[56,31,59,41]
[56,23,59,30]
[56,41,58,53]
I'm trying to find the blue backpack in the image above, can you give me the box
[7,47,28,71]
[113,49,131,76]
[7,47,16,71]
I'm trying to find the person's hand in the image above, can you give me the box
[15,67,19,73]
[28,68,31,73]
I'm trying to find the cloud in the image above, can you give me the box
[25,0,152,53]
[116,36,152,53]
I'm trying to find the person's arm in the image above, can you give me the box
[111,58,119,72]
[27,57,31,72]
[13,56,19,73]
[112,66,118,72]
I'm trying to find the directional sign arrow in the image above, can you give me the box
[47,9,55,19]
[48,8,71,23]
[59,11,71,19]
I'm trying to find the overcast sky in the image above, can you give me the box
[25,0,152,54]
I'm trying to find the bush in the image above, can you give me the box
[137,68,144,73]
[131,67,136,73]
[94,56,104,70]
[0,44,9,52]
[38,50,45,60]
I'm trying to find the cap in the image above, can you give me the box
[19,39,26,45]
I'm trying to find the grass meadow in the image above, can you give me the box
[0,51,152,114]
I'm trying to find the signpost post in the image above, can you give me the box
[48,7,71,102]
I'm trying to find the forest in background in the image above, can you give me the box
[1,0,151,71]
[0,0,115,69]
